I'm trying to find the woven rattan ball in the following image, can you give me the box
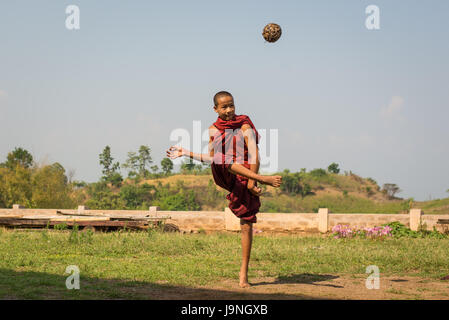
[262,23,282,43]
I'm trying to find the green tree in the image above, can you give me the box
[2,147,34,170]
[99,146,121,184]
[119,183,155,209]
[138,145,152,178]
[309,168,327,178]
[31,163,75,209]
[85,181,126,210]
[122,151,139,178]
[160,158,173,175]
[382,183,401,199]
[180,159,196,173]
[108,172,123,187]
[327,163,340,174]
[150,165,159,174]
[0,166,32,208]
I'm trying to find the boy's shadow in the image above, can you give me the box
[252,273,343,288]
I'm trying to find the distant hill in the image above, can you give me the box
[136,171,449,214]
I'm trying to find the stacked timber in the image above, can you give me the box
[0,210,173,231]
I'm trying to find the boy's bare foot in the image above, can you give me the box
[239,273,251,288]
[260,175,282,187]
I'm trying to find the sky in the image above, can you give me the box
[0,0,448,201]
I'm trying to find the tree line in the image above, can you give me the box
[0,147,422,211]
[0,146,210,210]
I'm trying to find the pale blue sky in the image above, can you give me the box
[1,1,448,200]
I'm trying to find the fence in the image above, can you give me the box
[1,205,448,233]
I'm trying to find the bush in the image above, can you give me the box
[153,190,200,211]
[309,168,327,178]
[31,163,75,209]
[279,171,312,197]
[327,163,340,174]
[382,221,447,239]
[119,183,154,209]
[85,182,127,210]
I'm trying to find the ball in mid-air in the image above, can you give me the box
[262,23,282,43]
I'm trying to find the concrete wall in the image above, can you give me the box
[1,205,448,233]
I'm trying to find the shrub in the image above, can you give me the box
[119,183,154,209]
[309,168,327,178]
[327,163,340,174]
[382,221,447,239]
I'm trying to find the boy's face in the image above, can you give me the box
[214,95,235,121]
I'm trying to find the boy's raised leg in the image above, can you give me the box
[228,163,282,187]
[239,220,253,288]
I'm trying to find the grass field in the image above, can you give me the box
[1,227,449,299]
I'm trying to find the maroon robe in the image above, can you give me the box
[210,114,261,223]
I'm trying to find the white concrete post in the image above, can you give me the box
[318,208,329,233]
[409,209,422,231]
[77,205,88,214]
[149,206,160,217]
[224,207,240,231]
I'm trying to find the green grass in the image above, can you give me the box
[261,194,409,213]
[1,228,449,299]
[417,198,449,214]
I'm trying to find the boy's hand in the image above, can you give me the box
[248,185,262,197]
[166,146,185,159]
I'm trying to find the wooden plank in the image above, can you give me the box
[56,211,106,217]
[0,218,148,228]
[56,210,170,221]
[0,214,23,219]
[23,215,110,222]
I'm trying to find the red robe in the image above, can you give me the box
[210,114,261,223]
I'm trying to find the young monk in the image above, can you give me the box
[166,91,282,287]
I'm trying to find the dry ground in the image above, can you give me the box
[144,275,449,300]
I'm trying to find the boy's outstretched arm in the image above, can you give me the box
[165,125,217,163]
[166,146,212,163]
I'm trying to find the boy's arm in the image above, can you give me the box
[167,147,212,163]
[166,125,217,163]
[241,124,260,189]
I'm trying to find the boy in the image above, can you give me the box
[166,91,282,287]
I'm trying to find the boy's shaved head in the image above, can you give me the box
[214,91,233,106]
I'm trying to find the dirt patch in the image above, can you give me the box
[127,274,449,300]
[206,275,449,300]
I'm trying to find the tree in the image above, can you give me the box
[122,151,139,178]
[108,172,123,187]
[31,163,75,209]
[150,165,159,174]
[85,181,126,210]
[327,163,340,174]
[0,166,32,208]
[2,147,34,169]
[180,159,196,173]
[138,145,152,178]
[382,183,401,199]
[119,183,155,209]
[309,168,327,178]
[99,146,121,182]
